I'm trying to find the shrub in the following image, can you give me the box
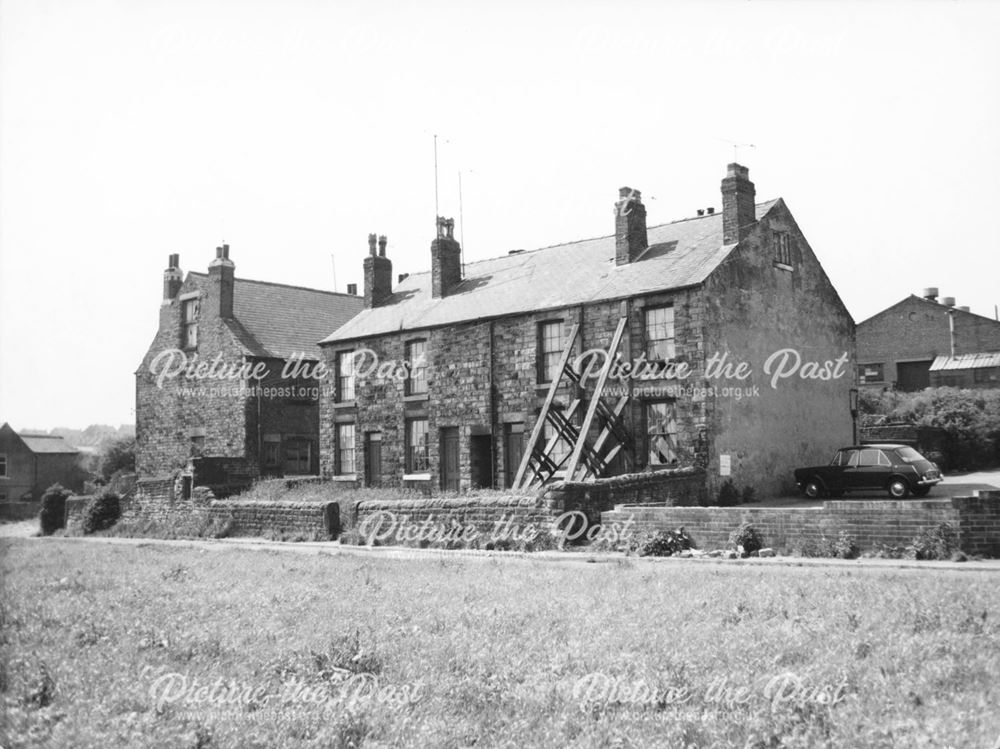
[635,528,693,557]
[98,436,136,481]
[741,486,758,504]
[728,523,764,556]
[82,490,121,534]
[39,484,73,536]
[717,479,740,507]
[908,523,958,561]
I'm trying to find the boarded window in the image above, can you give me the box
[336,423,356,475]
[406,340,428,395]
[538,321,564,383]
[406,418,429,473]
[646,401,679,466]
[182,298,199,349]
[644,306,675,361]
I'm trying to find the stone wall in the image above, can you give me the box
[205,500,337,539]
[540,467,707,528]
[601,491,1000,556]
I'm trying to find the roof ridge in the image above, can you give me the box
[186,271,357,299]
[398,198,779,278]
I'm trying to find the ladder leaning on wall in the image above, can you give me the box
[511,311,633,490]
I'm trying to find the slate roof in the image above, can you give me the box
[18,434,79,454]
[857,294,1000,327]
[322,200,780,343]
[930,352,1000,371]
[188,274,364,359]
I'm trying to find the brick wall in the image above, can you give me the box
[601,491,1000,556]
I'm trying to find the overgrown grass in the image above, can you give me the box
[232,478,534,504]
[1,539,998,747]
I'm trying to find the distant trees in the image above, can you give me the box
[98,436,136,482]
[860,387,1000,471]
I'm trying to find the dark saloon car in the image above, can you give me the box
[794,444,942,499]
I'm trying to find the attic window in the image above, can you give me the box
[182,297,199,349]
[773,231,793,269]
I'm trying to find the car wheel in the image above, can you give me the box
[804,479,824,499]
[912,487,930,498]
[887,478,910,499]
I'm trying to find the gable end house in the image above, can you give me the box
[135,245,364,489]
[318,164,855,498]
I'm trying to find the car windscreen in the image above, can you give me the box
[894,446,926,463]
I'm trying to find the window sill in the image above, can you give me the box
[330,474,358,482]
[403,473,431,481]
[773,262,794,272]
[333,400,357,409]
[404,393,429,402]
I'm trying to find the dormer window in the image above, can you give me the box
[182,297,199,349]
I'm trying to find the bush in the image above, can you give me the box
[82,490,121,534]
[908,523,958,561]
[717,479,740,507]
[98,436,136,482]
[634,528,693,557]
[741,486,758,504]
[39,484,73,536]
[728,523,764,557]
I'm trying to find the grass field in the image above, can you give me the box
[1,538,998,748]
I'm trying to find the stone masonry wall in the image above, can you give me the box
[601,492,1000,556]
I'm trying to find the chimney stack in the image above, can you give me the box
[431,217,462,298]
[208,243,235,318]
[615,187,648,266]
[163,253,182,303]
[363,233,392,308]
[721,163,756,244]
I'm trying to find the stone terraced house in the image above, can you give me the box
[135,246,364,490]
[318,164,856,498]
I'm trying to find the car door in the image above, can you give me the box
[834,448,860,490]
[853,448,888,490]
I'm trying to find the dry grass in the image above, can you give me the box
[1,538,998,748]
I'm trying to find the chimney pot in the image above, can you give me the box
[378,235,387,257]
[706,206,715,215]
[363,233,392,308]
[346,283,357,296]
[697,209,705,216]
[163,254,183,301]
[958,305,970,312]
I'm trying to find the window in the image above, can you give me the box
[182,297,199,349]
[773,231,792,267]
[336,423,356,475]
[646,401,679,466]
[406,340,428,395]
[974,368,997,384]
[405,418,430,473]
[859,363,884,384]
[537,321,564,384]
[543,420,572,470]
[858,449,887,467]
[336,351,355,402]
[284,438,312,475]
[644,306,675,361]
[0,453,7,478]
[262,435,281,469]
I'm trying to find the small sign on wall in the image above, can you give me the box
[719,454,731,477]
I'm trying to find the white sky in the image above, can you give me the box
[1,0,998,431]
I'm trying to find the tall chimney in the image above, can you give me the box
[431,217,462,298]
[208,243,235,319]
[163,253,182,303]
[615,187,647,266]
[721,163,756,244]
[363,233,392,308]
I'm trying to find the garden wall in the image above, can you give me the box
[601,491,1000,556]
[0,502,40,521]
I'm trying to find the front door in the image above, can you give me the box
[365,432,382,487]
[504,423,525,488]
[441,427,460,492]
